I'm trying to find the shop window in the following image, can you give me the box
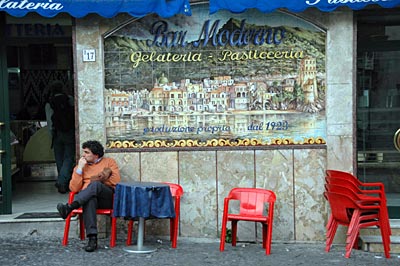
[356,9,400,218]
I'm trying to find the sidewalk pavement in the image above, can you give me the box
[0,235,398,266]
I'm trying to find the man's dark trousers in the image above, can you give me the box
[73,181,114,236]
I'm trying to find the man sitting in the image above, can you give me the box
[56,140,121,252]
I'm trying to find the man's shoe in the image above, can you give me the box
[55,183,69,194]
[57,185,68,194]
[56,203,72,219]
[85,235,98,252]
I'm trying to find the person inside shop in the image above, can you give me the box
[45,81,75,194]
[56,140,121,252]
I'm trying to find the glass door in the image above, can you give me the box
[0,12,12,214]
[356,9,400,218]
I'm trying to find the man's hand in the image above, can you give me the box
[90,173,103,181]
[77,157,87,171]
[90,168,112,182]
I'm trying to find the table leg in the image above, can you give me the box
[137,217,145,250]
[123,217,156,254]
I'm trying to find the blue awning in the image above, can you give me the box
[210,0,400,14]
[0,0,191,18]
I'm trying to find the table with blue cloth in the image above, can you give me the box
[113,181,175,253]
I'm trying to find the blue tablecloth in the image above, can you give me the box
[113,182,175,219]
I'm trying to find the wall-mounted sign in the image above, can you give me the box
[104,4,326,149]
[5,23,70,37]
[83,49,96,62]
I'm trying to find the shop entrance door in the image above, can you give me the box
[1,13,73,215]
[0,12,12,214]
[356,9,400,218]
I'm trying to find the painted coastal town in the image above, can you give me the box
[104,11,327,147]
[105,56,326,146]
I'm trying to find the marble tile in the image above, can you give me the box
[129,152,179,236]
[78,123,106,146]
[217,150,255,242]
[293,149,327,241]
[77,32,101,50]
[140,152,178,182]
[75,22,105,128]
[107,152,140,182]
[326,123,352,137]
[326,10,354,85]
[78,96,105,125]
[326,84,354,128]
[179,151,218,238]
[255,149,294,241]
[326,135,355,172]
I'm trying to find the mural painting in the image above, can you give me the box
[104,5,326,149]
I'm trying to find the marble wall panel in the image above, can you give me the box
[78,123,106,146]
[140,152,178,182]
[255,149,294,241]
[326,10,354,85]
[217,150,255,242]
[139,152,179,236]
[324,9,355,175]
[77,92,105,125]
[75,29,101,50]
[326,85,353,129]
[110,152,140,239]
[107,152,140,182]
[75,18,106,148]
[326,135,354,172]
[179,151,218,238]
[293,149,327,241]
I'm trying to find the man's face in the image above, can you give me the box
[82,148,98,163]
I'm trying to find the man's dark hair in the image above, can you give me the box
[82,140,104,157]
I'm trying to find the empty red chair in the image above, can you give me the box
[219,188,276,255]
[62,192,117,247]
[324,191,390,258]
[126,182,184,248]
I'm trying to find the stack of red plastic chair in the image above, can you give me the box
[324,190,390,258]
[326,170,391,235]
[324,170,391,258]
[126,182,184,248]
[324,183,389,250]
[219,188,276,255]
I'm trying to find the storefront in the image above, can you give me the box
[1,0,400,242]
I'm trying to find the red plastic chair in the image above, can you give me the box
[62,191,117,247]
[326,170,386,195]
[325,174,391,235]
[325,176,387,206]
[219,188,276,255]
[324,183,390,252]
[325,170,389,226]
[324,191,390,258]
[126,182,184,248]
